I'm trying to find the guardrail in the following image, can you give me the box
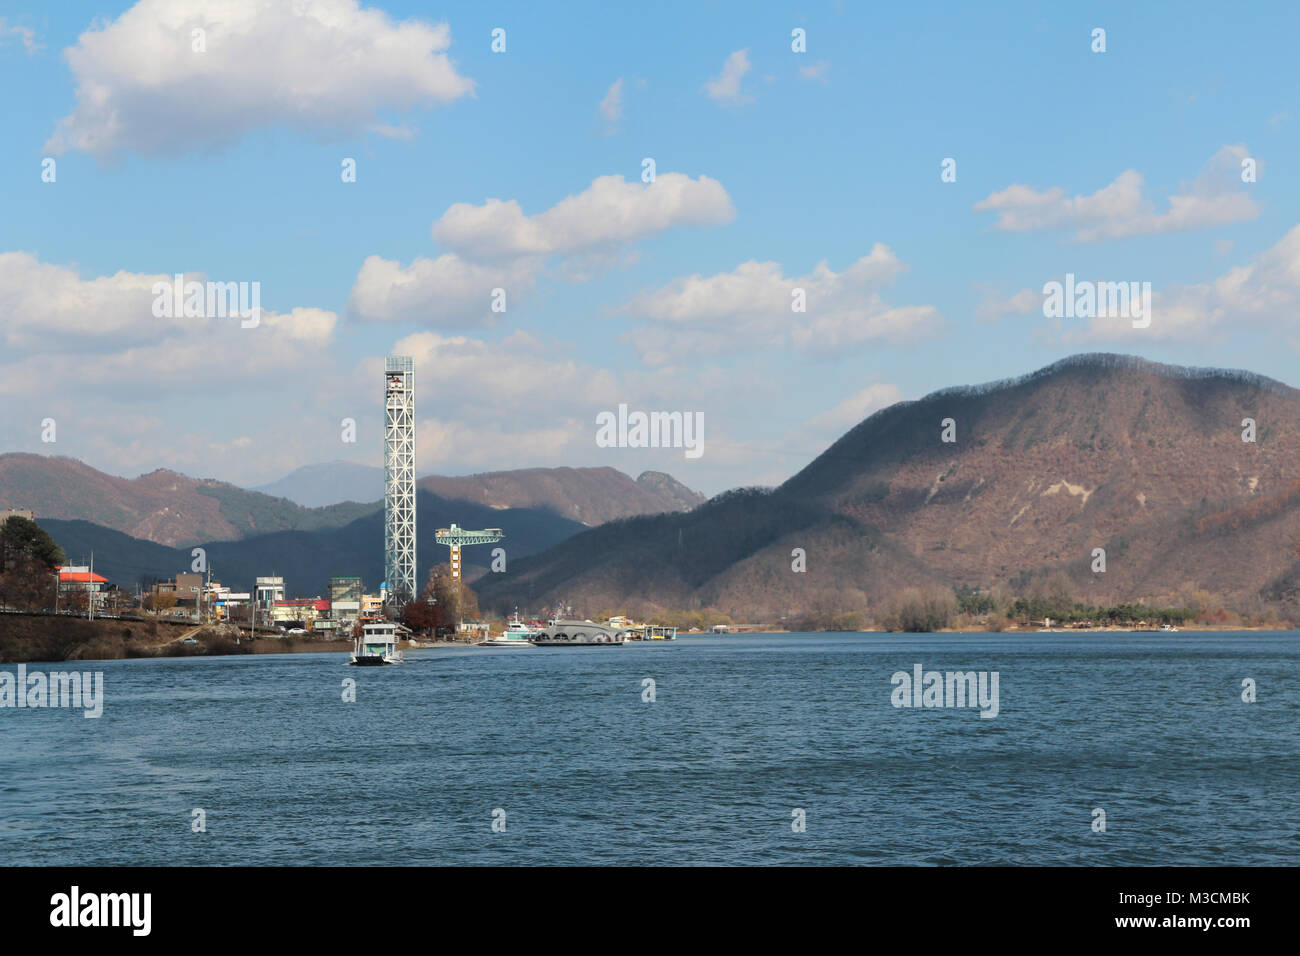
[0,607,184,624]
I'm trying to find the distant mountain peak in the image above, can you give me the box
[635,471,706,511]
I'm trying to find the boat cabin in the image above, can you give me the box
[351,621,402,665]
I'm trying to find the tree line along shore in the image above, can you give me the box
[1,606,1281,666]
[3,515,1292,665]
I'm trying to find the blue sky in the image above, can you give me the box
[2,0,1299,496]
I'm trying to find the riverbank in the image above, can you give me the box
[0,614,466,664]
[4,613,1289,664]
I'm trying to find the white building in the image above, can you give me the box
[255,576,285,606]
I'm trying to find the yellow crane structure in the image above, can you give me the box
[434,524,504,580]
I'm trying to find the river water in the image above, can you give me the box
[2,632,1296,865]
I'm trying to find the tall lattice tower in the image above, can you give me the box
[384,355,416,607]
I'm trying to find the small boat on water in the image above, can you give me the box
[530,619,628,646]
[1160,624,1179,632]
[477,611,541,647]
[350,621,403,665]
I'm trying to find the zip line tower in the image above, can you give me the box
[384,355,416,607]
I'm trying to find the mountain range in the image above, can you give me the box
[0,455,374,547]
[14,353,1298,618]
[38,491,585,598]
[0,455,702,547]
[476,354,1300,619]
[255,461,704,519]
[0,456,702,597]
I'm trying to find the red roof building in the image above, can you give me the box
[274,599,330,611]
[58,570,109,585]
[57,567,109,598]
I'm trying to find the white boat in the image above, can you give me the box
[478,612,541,647]
[350,621,403,665]
[605,617,676,641]
[530,619,627,646]
[1160,624,1179,632]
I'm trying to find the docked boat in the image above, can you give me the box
[530,619,628,646]
[606,616,676,641]
[477,611,541,647]
[350,621,403,665]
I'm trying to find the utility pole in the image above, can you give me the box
[88,551,94,621]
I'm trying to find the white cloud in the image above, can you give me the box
[431,172,735,262]
[0,18,41,54]
[974,146,1259,242]
[618,244,943,364]
[806,384,904,434]
[379,330,623,465]
[0,251,338,397]
[599,78,624,122]
[704,49,752,105]
[0,255,786,494]
[370,123,417,141]
[45,0,474,158]
[358,331,791,487]
[347,253,541,325]
[0,252,339,353]
[0,252,343,487]
[389,330,620,413]
[0,309,337,399]
[1062,223,1300,343]
[0,251,172,350]
[975,287,1039,323]
[348,172,734,324]
[799,60,829,82]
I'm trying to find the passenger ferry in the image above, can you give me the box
[477,612,540,647]
[529,619,628,646]
[350,621,403,665]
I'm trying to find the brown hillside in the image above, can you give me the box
[0,457,703,549]
[0,456,239,546]
[477,355,1300,618]
[418,466,703,526]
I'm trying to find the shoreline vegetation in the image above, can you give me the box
[4,517,1296,664]
[0,614,474,664]
[768,577,1298,635]
[0,611,1288,665]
